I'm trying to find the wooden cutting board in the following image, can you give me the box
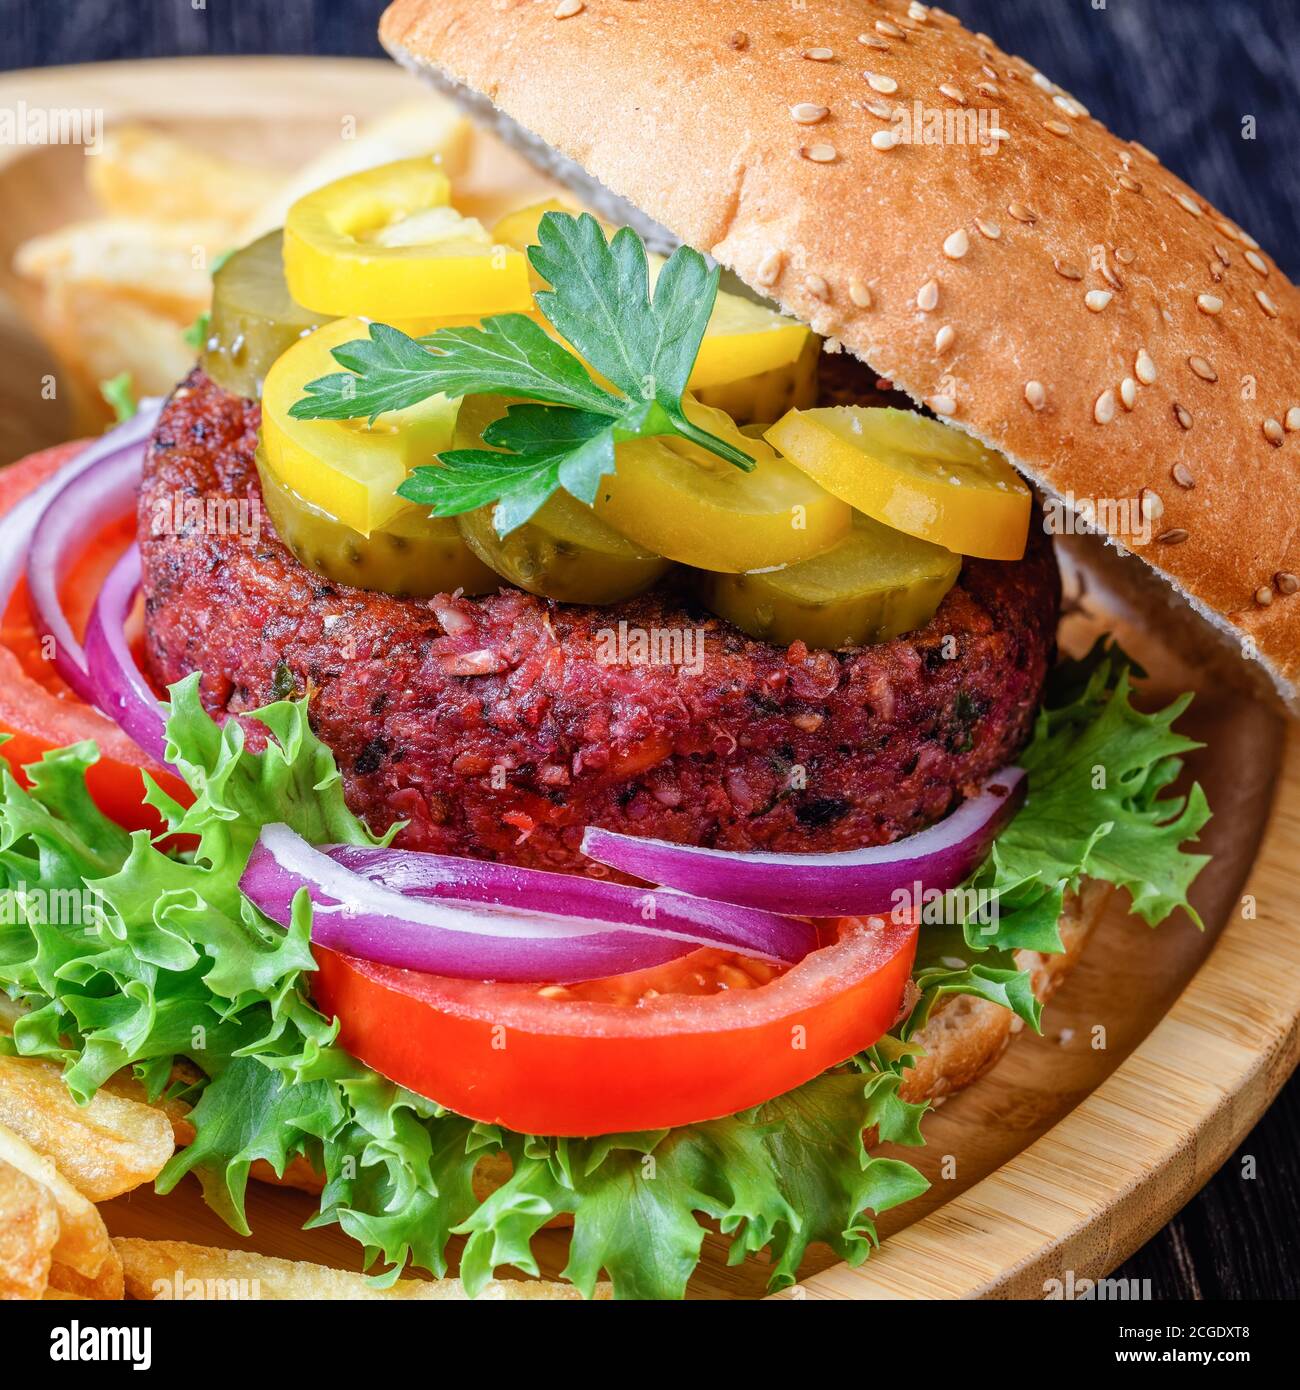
[1,57,1296,1301]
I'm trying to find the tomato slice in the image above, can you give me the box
[311,915,918,1135]
[0,443,189,832]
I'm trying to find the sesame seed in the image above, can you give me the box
[1120,377,1138,410]
[755,249,784,286]
[943,228,970,259]
[1185,355,1217,383]
[1115,246,1136,265]
[1136,349,1158,385]
[1053,259,1083,280]
[863,98,896,119]
[1024,380,1047,411]
[1053,94,1082,117]
[1157,528,1189,544]
[1244,249,1269,276]
[939,83,966,105]
[929,394,956,415]
[975,218,1001,239]
[1031,71,1053,92]
[804,47,834,61]
[858,34,891,51]
[1132,140,1160,163]
[1008,201,1038,224]
[1094,389,1117,424]
[916,279,939,311]
[1140,487,1164,521]
[1173,191,1203,218]
[865,71,899,93]
[981,64,999,81]
[1116,172,1143,193]
[1255,586,1274,607]
[848,277,874,308]
[805,273,830,301]
[1196,293,1223,315]
[1213,218,1240,242]
[1172,403,1193,430]
[1100,259,1124,290]
[1277,572,1300,595]
[802,142,838,162]
[1171,462,1196,489]
[1043,120,1071,137]
[728,30,749,50]
[553,0,583,16]
[935,324,955,352]
[1085,290,1113,312]
[1285,407,1300,432]
[975,82,1000,98]
[871,129,899,151]
[791,102,829,124]
[909,1,930,20]
[875,19,905,38]
[1208,260,1225,284]
[1240,229,1261,250]
[1255,289,1279,318]
[1263,418,1285,447]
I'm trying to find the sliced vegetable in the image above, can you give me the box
[283,157,532,319]
[241,823,816,982]
[82,545,168,765]
[255,448,498,598]
[582,767,1026,916]
[697,512,960,649]
[0,443,187,830]
[452,395,670,603]
[693,333,819,425]
[260,316,461,535]
[594,397,851,572]
[766,407,1031,561]
[311,911,918,1133]
[200,230,331,399]
[23,403,162,703]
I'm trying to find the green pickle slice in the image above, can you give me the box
[697,513,961,649]
[452,395,672,604]
[201,231,332,399]
[255,448,499,598]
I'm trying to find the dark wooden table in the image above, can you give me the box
[2,0,1297,1299]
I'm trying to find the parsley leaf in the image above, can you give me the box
[289,212,753,535]
[98,372,137,423]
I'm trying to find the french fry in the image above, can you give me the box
[0,1122,118,1296]
[14,217,227,321]
[0,1055,174,1202]
[47,1257,124,1302]
[0,1157,59,1300]
[117,1240,609,1301]
[241,97,473,238]
[87,125,282,232]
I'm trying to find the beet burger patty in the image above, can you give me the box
[140,371,1060,873]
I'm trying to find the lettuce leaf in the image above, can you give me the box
[0,644,1209,1298]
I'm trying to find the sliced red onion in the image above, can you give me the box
[23,402,161,702]
[82,544,169,766]
[581,767,1027,917]
[242,824,817,982]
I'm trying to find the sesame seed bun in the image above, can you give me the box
[380,0,1300,711]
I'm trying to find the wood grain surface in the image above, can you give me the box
[1,0,1297,1298]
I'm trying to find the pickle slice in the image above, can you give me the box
[200,230,331,400]
[693,332,819,425]
[256,447,498,598]
[766,406,1031,561]
[452,395,672,604]
[594,398,851,572]
[698,513,961,649]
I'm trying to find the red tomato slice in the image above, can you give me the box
[0,444,188,831]
[311,915,918,1135]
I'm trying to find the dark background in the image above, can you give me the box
[2,0,1298,1298]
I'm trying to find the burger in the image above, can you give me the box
[0,0,1294,1301]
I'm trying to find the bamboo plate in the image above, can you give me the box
[0,57,1295,1301]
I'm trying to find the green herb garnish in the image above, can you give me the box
[98,371,137,423]
[182,309,211,351]
[288,212,753,536]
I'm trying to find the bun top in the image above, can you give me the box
[380,0,1300,709]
